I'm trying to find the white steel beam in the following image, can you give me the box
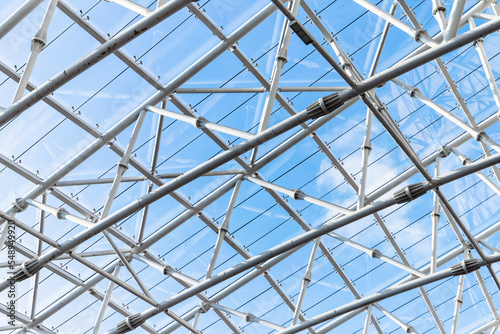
[0,0,44,40]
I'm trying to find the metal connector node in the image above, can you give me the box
[116,314,146,333]
[306,93,343,120]
[450,258,481,276]
[393,182,427,204]
[11,258,43,282]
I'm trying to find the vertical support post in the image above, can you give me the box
[431,156,441,274]
[362,304,373,334]
[190,311,201,334]
[92,265,121,334]
[249,0,302,165]
[432,0,447,33]
[29,192,46,320]
[101,110,147,219]
[138,100,165,244]
[205,179,242,279]
[291,238,320,326]
[12,0,59,103]
[443,0,466,42]
[450,251,467,334]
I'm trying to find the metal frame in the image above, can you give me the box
[1,0,500,333]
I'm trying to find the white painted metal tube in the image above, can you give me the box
[291,238,320,326]
[173,86,349,94]
[0,0,193,127]
[450,270,464,334]
[12,0,59,103]
[139,176,241,250]
[328,232,425,278]
[29,192,45,320]
[354,0,436,46]
[92,266,121,334]
[315,307,368,334]
[430,156,441,274]
[107,0,152,16]
[205,179,242,279]
[278,253,500,334]
[101,110,147,219]
[341,16,500,104]
[0,0,44,40]
[432,0,447,33]
[444,0,466,42]
[29,260,120,326]
[25,198,94,227]
[148,106,255,139]
[0,0,284,226]
[100,150,500,333]
[54,170,244,186]
[244,175,352,214]
[362,304,373,334]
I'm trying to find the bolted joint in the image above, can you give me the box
[55,208,69,220]
[438,146,451,158]
[293,189,304,200]
[31,30,47,51]
[11,258,43,282]
[413,29,426,42]
[117,162,129,171]
[393,182,427,204]
[341,62,352,71]
[194,116,205,129]
[360,143,372,151]
[198,302,210,313]
[306,93,343,120]
[474,131,486,142]
[450,258,481,276]
[409,87,421,98]
[432,5,446,15]
[430,212,441,219]
[12,198,28,213]
[245,312,256,322]
[454,297,463,304]
[116,313,145,333]
[276,55,288,63]
[162,264,174,275]
[473,37,484,47]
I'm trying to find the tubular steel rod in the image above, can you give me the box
[0,0,287,229]
[173,86,349,93]
[0,0,193,126]
[278,252,500,334]
[291,238,320,326]
[148,105,255,139]
[0,0,44,40]
[101,150,500,332]
[205,179,242,280]
[431,156,441,274]
[138,100,165,244]
[54,169,244,186]
[0,104,318,292]
[249,0,301,165]
[12,0,58,103]
[92,266,121,334]
[29,192,46,320]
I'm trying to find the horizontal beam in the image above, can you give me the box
[173,86,349,93]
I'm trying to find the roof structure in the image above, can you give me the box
[1,0,500,333]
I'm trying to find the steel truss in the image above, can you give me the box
[1,0,500,333]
